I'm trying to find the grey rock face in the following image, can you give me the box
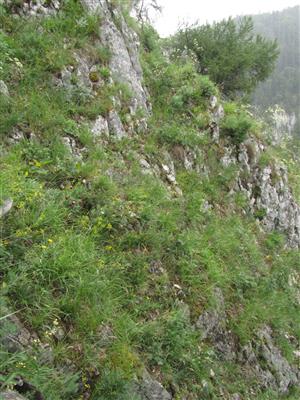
[240,326,299,394]
[196,288,236,360]
[55,55,95,100]
[196,288,225,340]
[137,154,160,177]
[219,137,300,248]
[8,129,25,144]
[240,342,277,390]
[4,0,61,16]
[139,158,151,170]
[288,270,300,305]
[81,0,150,115]
[231,394,241,400]
[161,161,182,195]
[131,370,172,400]
[56,66,73,93]
[209,95,218,109]
[0,199,13,218]
[74,53,94,93]
[209,96,224,142]
[0,311,32,353]
[255,166,299,247]
[220,146,236,167]
[183,148,197,171]
[210,95,224,123]
[7,128,36,145]
[196,293,299,394]
[108,110,126,139]
[91,115,109,138]
[96,323,116,346]
[139,158,155,176]
[237,161,300,248]
[264,106,296,145]
[0,80,9,97]
[161,153,178,185]
[171,145,197,171]
[0,308,54,365]
[257,326,299,393]
[62,136,84,159]
[0,390,27,400]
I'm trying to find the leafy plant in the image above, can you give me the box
[221,110,255,144]
[169,16,279,98]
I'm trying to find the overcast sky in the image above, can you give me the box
[151,0,300,37]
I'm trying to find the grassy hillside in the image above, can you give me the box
[0,2,299,399]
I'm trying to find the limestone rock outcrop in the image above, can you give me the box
[131,370,172,400]
[196,288,237,361]
[3,0,61,16]
[237,162,300,248]
[0,199,13,218]
[0,80,9,97]
[196,290,300,395]
[81,0,150,115]
[239,326,299,394]
[0,390,28,400]
[206,95,300,248]
[226,137,300,248]
[264,105,296,145]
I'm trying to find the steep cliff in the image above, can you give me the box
[0,1,299,399]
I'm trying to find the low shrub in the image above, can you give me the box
[221,111,255,144]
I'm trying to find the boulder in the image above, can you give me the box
[62,136,85,159]
[131,370,172,400]
[0,80,9,97]
[196,288,237,360]
[108,110,126,139]
[0,308,53,363]
[239,325,299,394]
[0,310,32,353]
[91,115,109,139]
[0,199,13,218]
[3,0,61,16]
[0,391,28,400]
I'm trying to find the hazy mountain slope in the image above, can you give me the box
[251,6,300,133]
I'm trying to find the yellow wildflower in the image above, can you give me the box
[34,160,42,168]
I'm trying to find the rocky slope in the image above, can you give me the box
[0,1,299,399]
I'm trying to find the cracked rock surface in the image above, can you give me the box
[81,0,150,115]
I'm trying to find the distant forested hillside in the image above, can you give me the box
[250,6,300,132]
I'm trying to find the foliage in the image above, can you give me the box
[221,110,256,144]
[169,16,279,99]
[140,24,160,52]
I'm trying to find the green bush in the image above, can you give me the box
[169,16,279,98]
[143,57,217,117]
[140,24,160,53]
[155,123,203,146]
[221,111,255,144]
